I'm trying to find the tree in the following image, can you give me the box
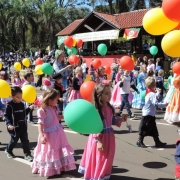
[149,0,162,7]
[115,0,129,13]
[133,0,146,10]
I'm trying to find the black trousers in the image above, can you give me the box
[138,115,159,137]
[7,129,31,155]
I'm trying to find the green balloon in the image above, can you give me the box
[67,47,77,55]
[41,63,53,75]
[150,46,158,56]
[64,45,68,50]
[140,90,146,99]
[64,99,103,134]
[97,43,107,56]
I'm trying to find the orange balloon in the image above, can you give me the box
[104,65,111,74]
[92,59,102,69]
[76,39,83,48]
[120,56,134,71]
[173,62,180,75]
[80,81,96,102]
[35,58,43,66]
[64,36,73,48]
[68,55,79,65]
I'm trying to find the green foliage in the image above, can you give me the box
[0,0,90,52]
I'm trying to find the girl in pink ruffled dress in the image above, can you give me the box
[78,83,127,180]
[110,68,133,108]
[32,89,76,177]
[68,66,83,102]
[12,71,23,87]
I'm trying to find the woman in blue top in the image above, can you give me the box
[132,64,147,109]
[53,50,72,109]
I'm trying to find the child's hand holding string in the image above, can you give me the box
[97,141,104,151]
[8,125,14,130]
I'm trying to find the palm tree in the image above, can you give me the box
[7,0,37,50]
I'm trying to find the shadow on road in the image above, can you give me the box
[143,161,167,169]
[114,130,138,134]
[111,175,148,180]
[112,167,129,174]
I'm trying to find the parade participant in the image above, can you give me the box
[0,71,12,107]
[137,77,167,148]
[90,58,95,81]
[132,64,147,109]
[23,72,35,124]
[164,74,180,124]
[95,66,106,84]
[11,71,22,87]
[32,89,76,177]
[115,66,124,83]
[4,86,34,161]
[53,73,69,115]
[117,70,139,119]
[156,69,166,102]
[78,83,127,180]
[174,129,180,180]
[68,66,83,102]
[42,75,54,91]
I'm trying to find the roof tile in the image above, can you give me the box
[56,19,83,36]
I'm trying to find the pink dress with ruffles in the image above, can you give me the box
[32,106,76,177]
[78,105,121,180]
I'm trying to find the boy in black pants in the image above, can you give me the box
[4,86,34,161]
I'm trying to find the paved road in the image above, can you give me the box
[0,90,178,180]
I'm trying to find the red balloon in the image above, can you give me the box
[173,62,180,75]
[76,39,83,48]
[92,59,102,69]
[174,23,180,30]
[68,55,79,65]
[162,0,180,22]
[120,56,134,71]
[104,65,111,74]
[64,36,73,48]
[35,58,43,66]
[80,81,96,102]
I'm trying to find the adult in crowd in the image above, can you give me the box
[111,58,119,84]
[142,56,148,66]
[155,57,163,75]
[90,58,95,81]
[147,58,155,73]
[53,50,72,108]
[81,60,88,81]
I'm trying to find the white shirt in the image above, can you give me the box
[81,63,87,73]
[120,75,133,94]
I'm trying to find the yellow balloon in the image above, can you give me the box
[35,65,43,75]
[73,38,76,47]
[22,85,36,103]
[162,30,180,57]
[22,58,30,67]
[14,62,21,71]
[0,80,11,98]
[143,8,178,35]
[0,62,2,70]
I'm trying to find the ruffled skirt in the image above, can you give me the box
[68,90,82,102]
[164,88,180,123]
[32,126,76,177]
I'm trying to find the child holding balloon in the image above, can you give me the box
[68,66,83,102]
[78,83,128,180]
[4,86,34,161]
[32,88,76,177]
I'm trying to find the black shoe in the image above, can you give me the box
[5,149,15,158]
[136,140,147,148]
[153,137,167,147]
[24,154,33,162]
[137,136,147,148]
[155,142,167,147]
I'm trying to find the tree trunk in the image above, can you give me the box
[22,27,26,51]
[108,0,113,14]
[1,22,5,56]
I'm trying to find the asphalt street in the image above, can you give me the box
[0,89,178,180]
